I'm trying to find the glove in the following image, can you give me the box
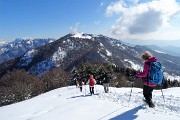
[130,69,137,76]
[135,72,140,78]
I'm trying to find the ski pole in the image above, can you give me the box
[128,76,135,102]
[161,74,165,104]
[85,84,86,96]
[94,84,97,94]
[161,87,165,104]
[128,81,134,102]
[108,82,110,93]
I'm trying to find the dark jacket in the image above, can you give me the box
[103,74,110,83]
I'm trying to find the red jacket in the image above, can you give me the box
[89,77,95,86]
[136,56,157,87]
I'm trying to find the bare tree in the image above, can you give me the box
[40,67,69,91]
[0,69,43,106]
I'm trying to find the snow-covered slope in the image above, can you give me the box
[0,85,179,120]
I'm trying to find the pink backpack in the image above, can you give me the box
[89,77,95,86]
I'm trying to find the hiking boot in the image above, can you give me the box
[149,100,155,108]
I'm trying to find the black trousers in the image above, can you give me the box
[80,86,82,92]
[89,87,94,95]
[143,85,154,104]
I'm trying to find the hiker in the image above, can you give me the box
[102,73,111,93]
[87,75,96,95]
[135,51,157,108]
[77,79,84,92]
[75,78,78,88]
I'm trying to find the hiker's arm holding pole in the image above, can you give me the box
[135,64,149,78]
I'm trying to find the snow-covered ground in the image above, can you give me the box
[0,85,180,120]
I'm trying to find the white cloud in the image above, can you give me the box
[105,1,126,16]
[100,2,104,6]
[94,20,101,25]
[105,0,180,40]
[70,22,80,34]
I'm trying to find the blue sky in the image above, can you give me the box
[1,0,180,42]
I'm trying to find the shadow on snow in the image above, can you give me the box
[66,93,99,99]
[109,105,145,120]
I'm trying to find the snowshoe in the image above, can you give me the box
[143,99,155,108]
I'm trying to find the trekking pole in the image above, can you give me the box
[161,73,165,105]
[109,74,112,93]
[84,80,86,96]
[85,84,86,96]
[128,76,135,102]
[94,82,97,94]
[160,86,165,104]
[109,82,111,93]
[95,79,97,94]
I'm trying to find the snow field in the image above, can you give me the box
[0,85,180,120]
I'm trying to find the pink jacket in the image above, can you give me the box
[136,56,157,87]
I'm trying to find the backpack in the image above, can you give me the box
[78,80,83,86]
[148,62,163,85]
[104,75,110,83]
[89,77,95,86]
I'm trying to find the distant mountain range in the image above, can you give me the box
[122,39,180,47]
[122,39,180,57]
[144,45,180,57]
[0,33,180,80]
[0,42,5,45]
[0,38,55,64]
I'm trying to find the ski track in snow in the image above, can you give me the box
[92,89,180,119]
[84,86,180,120]
[0,85,180,120]
[66,86,180,119]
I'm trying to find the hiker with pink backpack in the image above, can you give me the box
[87,75,96,95]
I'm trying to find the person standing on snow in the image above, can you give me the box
[102,73,111,93]
[87,75,96,95]
[135,51,156,108]
[77,79,84,92]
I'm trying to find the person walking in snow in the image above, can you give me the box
[87,75,96,95]
[75,79,78,88]
[135,51,156,108]
[77,79,84,92]
[102,73,111,93]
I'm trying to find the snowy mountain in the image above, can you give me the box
[162,46,180,57]
[145,45,180,57]
[122,39,180,47]
[122,39,180,57]
[0,33,180,80]
[0,38,55,64]
[0,85,179,120]
[0,41,5,45]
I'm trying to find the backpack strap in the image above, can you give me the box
[146,62,152,85]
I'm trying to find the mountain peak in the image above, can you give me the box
[71,32,92,39]
[14,38,33,43]
[1,33,180,79]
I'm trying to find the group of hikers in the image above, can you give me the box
[76,72,111,95]
[75,51,162,108]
